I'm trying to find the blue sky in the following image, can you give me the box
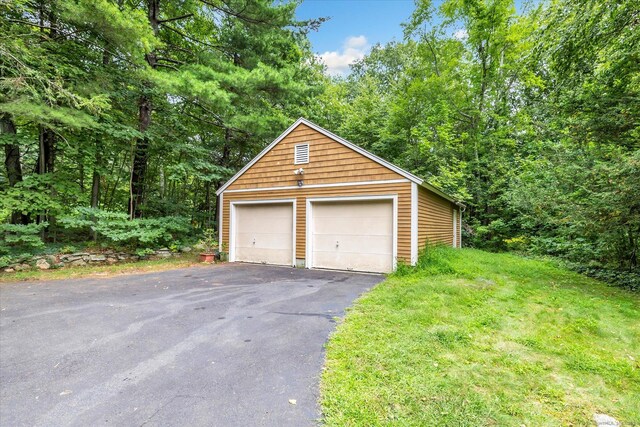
[296,0,417,76]
[295,0,534,76]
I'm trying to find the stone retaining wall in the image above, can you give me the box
[2,247,190,273]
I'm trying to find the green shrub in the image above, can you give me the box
[59,208,192,250]
[135,247,155,258]
[197,228,218,253]
[393,244,457,277]
[0,222,47,255]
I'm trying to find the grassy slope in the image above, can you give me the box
[321,248,640,426]
[0,255,202,283]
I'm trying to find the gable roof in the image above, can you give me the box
[216,117,462,206]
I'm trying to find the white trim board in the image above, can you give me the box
[229,198,296,267]
[305,194,398,272]
[223,179,410,194]
[453,208,457,248]
[218,193,223,252]
[411,182,418,265]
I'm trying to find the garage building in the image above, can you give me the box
[216,118,463,273]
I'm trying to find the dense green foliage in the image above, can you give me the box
[322,246,640,425]
[307,0,639,276]
[59,207,191,248]
[1,0,324,256]
[1,0,638,279]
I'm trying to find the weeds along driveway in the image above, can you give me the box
[0,263,382,427]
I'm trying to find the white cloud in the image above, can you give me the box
[453,29,468,40]
[317,35,370,77]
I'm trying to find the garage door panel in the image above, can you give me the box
[234,203,293,266]
[312,234,393,253]
[313,251,392,273]
[311,200,393,273]
[236,232,292,249]
[313,217,392,235]
[235,247,291,265]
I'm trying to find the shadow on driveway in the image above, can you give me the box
[0,263,382,426]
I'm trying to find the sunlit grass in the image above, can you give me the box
[321,247,640,426]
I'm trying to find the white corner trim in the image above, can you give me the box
[411,182,418,265]
[458,207,463,248]
[216,117,423,196]
[305,194,398,271]
[453,208,457,248]
[305,198,312,268]
[223,179,410,194]
[228,198,296,267]
[218,193,223,252]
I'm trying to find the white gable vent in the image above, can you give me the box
[294,143,309,164]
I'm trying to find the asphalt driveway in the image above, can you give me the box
[0,264,383,426]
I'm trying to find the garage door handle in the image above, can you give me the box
[253,238,256,245]
[336,240,339,248]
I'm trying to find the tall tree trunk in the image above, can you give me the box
[213,129,232,232]
[90,145,101,209]
[130,99,151,218]
[90,141,101,241]
[36,125,56,235]
[1,114,29,224]
[204,181,211,228]
[93,43,110,211]
[37,125,55,174]
[129,0,159,218]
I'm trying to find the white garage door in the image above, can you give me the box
[233,203,293,266]
[311,200,394,273]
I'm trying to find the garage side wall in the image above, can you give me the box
[417,186,459,249]
[221,182,412,263]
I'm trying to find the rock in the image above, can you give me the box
[70,259,86,267]
[61,254,83,262]
[594,414,620,427]
[117,254,130,260]
[179,246,192,253]
[35,259,51,270]
[106,257,118,264]
[3,268,15,273]
[155,250,172,258]
[14,264,30,271]
[89,254,107,262]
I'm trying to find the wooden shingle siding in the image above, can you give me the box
[418,186,455,248]
[222,181,412,262]
[228,123,401,190]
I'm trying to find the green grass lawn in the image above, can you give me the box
[321,247,640,426]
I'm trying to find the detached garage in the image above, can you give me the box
[217,118,463,273]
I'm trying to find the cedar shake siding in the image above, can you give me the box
[418,185,458,249]
[217,118,462,272]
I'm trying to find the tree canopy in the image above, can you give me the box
[1,0,638,283]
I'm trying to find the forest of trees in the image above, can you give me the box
[1,0,638,285]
